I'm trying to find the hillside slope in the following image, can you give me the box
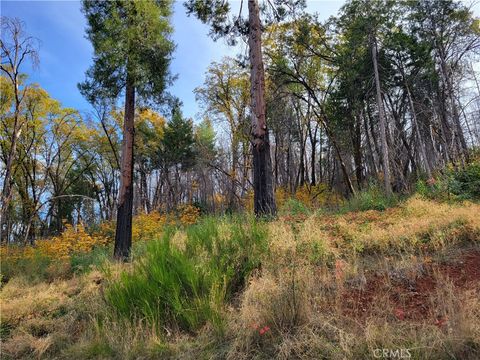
[1,197,479,359]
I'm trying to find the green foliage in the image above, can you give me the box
[104,216,268,333]
[162,106,196,169]
[0,251,67,284]
[105,232,219,332]
[280,198,311,216]
[185,216,268,300]
[416,160,480,201]
[79,0,175,102]
[415,177,447,200]
[194,117,216,164]
[341,185,399,212]
[70,246,110,274]
[448,162,480,200]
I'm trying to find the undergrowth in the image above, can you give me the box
[1,196,479,359]
[104,216,268,334]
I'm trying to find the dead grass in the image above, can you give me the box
[0,271,103,359]
[1,197,479,359]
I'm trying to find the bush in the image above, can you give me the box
[105,231,220,333]
[104,216,268,334]
[449,162,480,200]
[416,161,480,201]
[0,248,71,284]
[279,198,311,216]
[341,185,398,212]
[70,245,110,274]
[185,216,269,300]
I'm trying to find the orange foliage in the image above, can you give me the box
[178,204,201,225]
[1,206,201,263]
[36,224,108,259]
[132,212,167,241]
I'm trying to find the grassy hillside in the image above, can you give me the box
[1,196,480,359]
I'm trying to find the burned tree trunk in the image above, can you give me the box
[248,0,276,216]
[114,75,135,260]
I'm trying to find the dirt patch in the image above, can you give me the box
[341,250,480,322]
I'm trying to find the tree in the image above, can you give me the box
[247,0,276,215]
[370,31,392,194]
[79,0,175,260]
[160,106,196,208]
[185,0,306,216]
[407,0,480,163]
[195,57,250,210]
[0,17,39,243]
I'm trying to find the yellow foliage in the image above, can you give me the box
[1,206,200,263]
[95,208,198,244]
[131,212,167,242]
[242,190,254,212]
[1,224,108,262]
[326,196,480,255]
[178,204,201,225]
[212,193,226,209]
[0,245,35,261]
[242,184,336,213]
[36,224,108,259]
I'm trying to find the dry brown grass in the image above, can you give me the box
[1,197,479,359]
[0,271,103,359]
[326,196,480,255]
[222,197,480,359]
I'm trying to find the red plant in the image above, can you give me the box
[394,308,405,320]
[259,325,270,335]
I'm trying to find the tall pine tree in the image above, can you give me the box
[79,0,175,260]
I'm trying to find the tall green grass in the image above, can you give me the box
[104,216,268,333]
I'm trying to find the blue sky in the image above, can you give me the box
[0,1,347,120]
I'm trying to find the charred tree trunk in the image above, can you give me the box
[114,75,135,261]
[248,0,276,216]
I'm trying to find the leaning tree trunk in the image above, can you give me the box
[248,0,276,216]
[405,82,432,178]
[371,33,392,195]
[439,52,468,162]
[114,75,135,260]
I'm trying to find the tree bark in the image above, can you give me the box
[439,51,468,161]
[405,82,432,178]
[371,33,392,195]
[248,0,276,216]
[114,75,135,260]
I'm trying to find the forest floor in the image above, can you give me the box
[1,196,480,359]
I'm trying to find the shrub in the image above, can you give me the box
[275,184,337,214]
[185,216,269,300]
[70,245,110,274]
[36,224,109,259]
[0,248,70,284]
[416,160,480,201]
[178,204,201,225]
[1,249,46,283]
[1,224,109,283]
[341,185,398,212]
[280,198,311,216]
[105,231,222,333]
[448,162,480,200]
